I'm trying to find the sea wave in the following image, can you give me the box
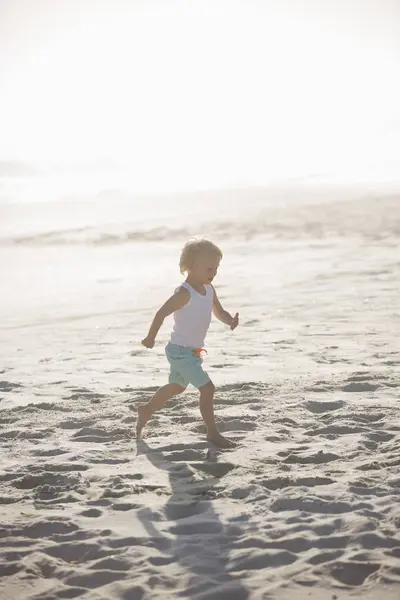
[1,195,399,246]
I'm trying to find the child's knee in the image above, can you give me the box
[173,384,186,395]
[199,381,215,396]
[168,380,186,395]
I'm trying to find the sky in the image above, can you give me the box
[0,0,399,193]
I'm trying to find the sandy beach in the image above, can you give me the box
[1,187,400,599]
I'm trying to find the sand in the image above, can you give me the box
[1,188,400,599]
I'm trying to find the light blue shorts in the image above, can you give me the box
[165,343,211,390]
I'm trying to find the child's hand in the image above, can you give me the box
[230,312,239,330]
[141,336,155,349]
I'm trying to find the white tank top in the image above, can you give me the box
[170,282,213,349]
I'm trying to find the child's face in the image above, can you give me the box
[191,253,220,285]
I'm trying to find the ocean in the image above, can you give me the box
[1,183,399,406]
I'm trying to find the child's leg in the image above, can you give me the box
[199,381,235,448]
[135,383,185,437]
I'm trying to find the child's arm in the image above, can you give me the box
[142,287,190,348]
[211,286,239,330]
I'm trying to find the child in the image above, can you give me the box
[136,237,239,448]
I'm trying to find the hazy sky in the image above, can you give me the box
[0,0,399,191]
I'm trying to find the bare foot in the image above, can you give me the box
[207,431,236,449]
[135,404,151,438]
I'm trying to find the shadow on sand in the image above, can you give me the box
[135,438,249,599]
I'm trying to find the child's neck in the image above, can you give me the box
[186,276,206,294]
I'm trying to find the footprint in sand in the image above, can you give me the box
[367,431,394,442]
[111,502,143,511]
[342,382,380,392]
[31,462,89,473]
[217,418,258,433]
[150,442,206,453]
[12,472,87,503]
[352,413,385,423]
[59,419,96,430]
[161,449,205,462]
[0,563,21,577]
[31,448,68,457]
[306,549,344,565]
[270,497,370,515]
[190,462,236,478]
[44,541,111,562]
[308,425,367,436]
[341,371,396,392]
[79,508,103,518]
[328,560,381,586]
[72,427,127,443]
[62,388,107,402]
[90,557,133,571]
[0,428,54,440]
[304,399,346,413]
[0,380,23,392]
[305,380,336,392]
[65,569,126,588]
[282,450,340,464]
[273,417,300,427]
[261,475,334,490]
[164,500,209,520]
[88,457,131,465]
[32,402,71,412]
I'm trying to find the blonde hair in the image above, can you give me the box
[179,237,223,275]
